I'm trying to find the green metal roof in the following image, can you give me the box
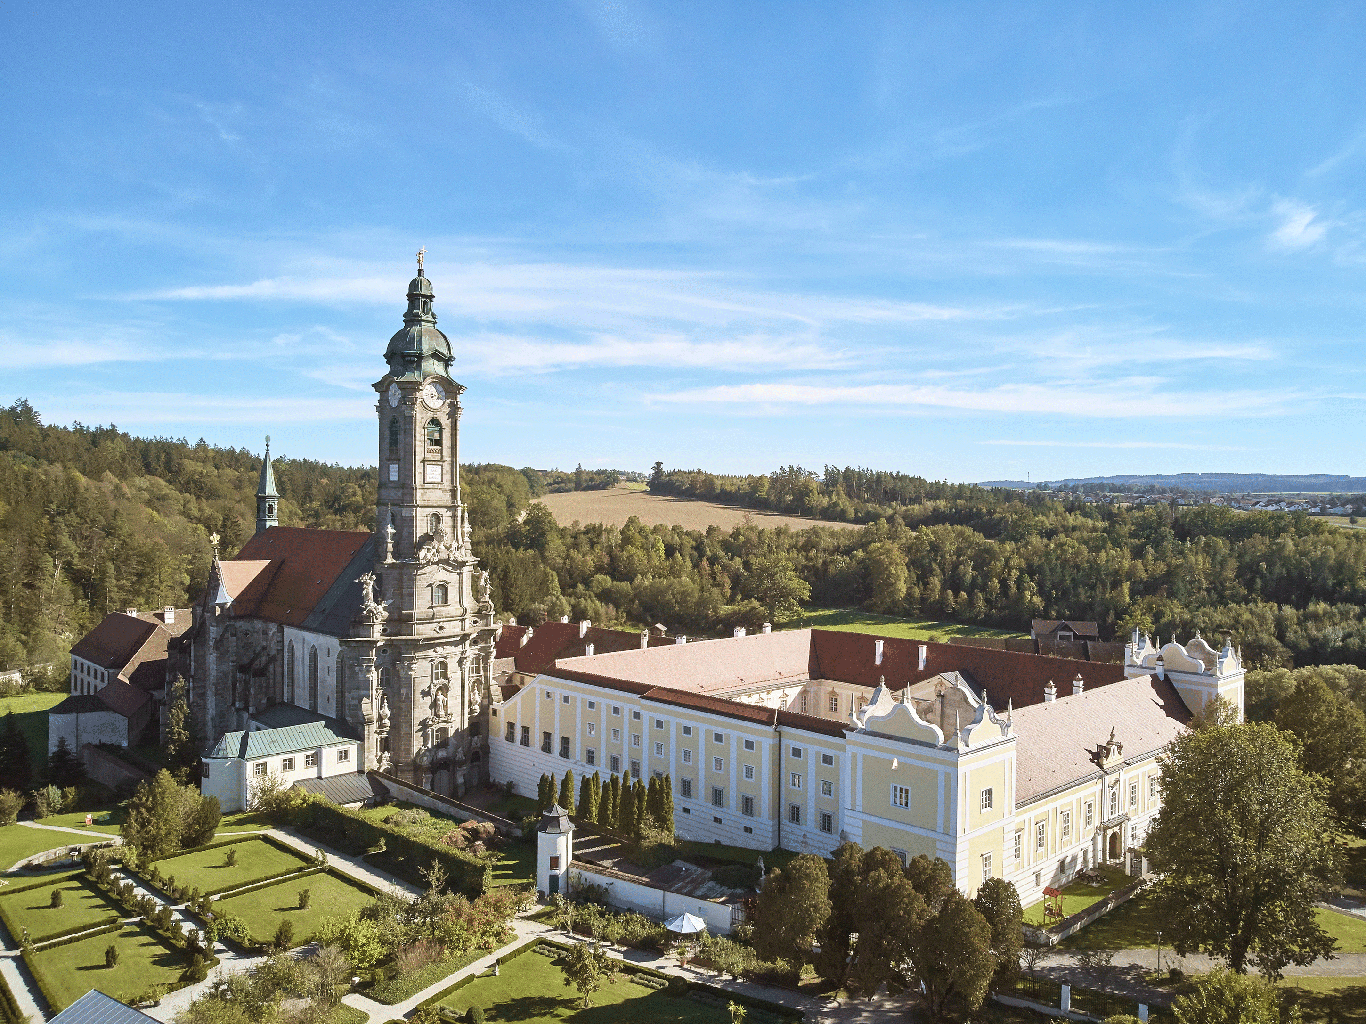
[207,719,356,760]
[257,441,278,498]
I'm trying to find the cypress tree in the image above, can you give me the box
[618,775,635,834]
[661,775,675,836]
[559,770,575,817]
[0,712,32,791]
[591,771,602,818]
[578,774,595,821]
[538,774,552,811]
[634,779,648,838]
[603,774,619,828]
[646,775,661,826]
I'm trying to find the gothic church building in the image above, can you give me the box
[174,262,498,811]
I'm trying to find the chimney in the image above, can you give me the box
[585,643,594,657]
[561,615,570,624]
[520,627,533,648]
[579,620,591,638]
[125,607,138,617]
[1072,673,1084,696]
[640,629,650,649]
[918,644,928,671]
[761,622,772,634]
[875,639,884,665]
[675,635,687,645]
[733,627,746,638]
[163,606,175,624]
[1044,679,1057,703]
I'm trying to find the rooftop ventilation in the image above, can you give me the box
[1044,679,1057,703]
[1072,673,1085,696]
[585,643,594,657]
[761,622,772,634]
[918,644,928,671]
[733,627,746,638]
[163,606,175,624]
[579,620,591,638]
[875,639,884,665]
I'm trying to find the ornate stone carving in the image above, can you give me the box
[418,522,460,565]
[477,570,493,612]
[358,572,389,623]
[433,687,450,720]
[377,693,391,734]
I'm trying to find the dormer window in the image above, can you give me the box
[426,418,442,452]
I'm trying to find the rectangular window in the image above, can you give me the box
[630,760,640,776]
[743,764,755,780]
[388,463,398,481]
[714,816,723,824]
[1036,821,1046,851]
[549,856,559,870]
[821,753,834,766]
[654,742,664,756]
[545,689,553,699]
[713,732,724,743]
[587,700,596,710]
[611,728,621,742]
[681,778,693,798]
[713,756,724,772]
[337,748,350,762]
[821,780,833,797]
[790,745,802,759]
[559,737,570,759]
[203,764,210,778]
[980,788,994,811]
[682,749,693,764]
[829,693,839,713]
[982,853,992,881]
[282,757,295,772]
[586,749,595,766]
[254,762,267,777]
[520,725,530,746]
[892,849,908,868]
[1061,810,1072,841]
[801,695,808,714]
[682,725,692,736]
[743,738,755,751]
[562,695,570,704]
[891,784,910,809]
[609,755,620,773]
[587,722,596,736]
[1014,831,1023,861]
[1085,801,1094,828]
[789,804,801,825]
[542,731,552,753]
[631,733,641,747]
[1149,777,1158,800]
[612,705,621,716]
[655,719,664,729]
[632,710,641,721]
[1130,782,1139,808]
[305,752,318,768]
[790,772,802,789]
[820,811,833,834]
[712,787,725,808]
[505,722,516,743]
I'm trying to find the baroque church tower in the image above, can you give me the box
[360,253,498,791]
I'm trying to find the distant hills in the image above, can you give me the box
[979,473,1366,494]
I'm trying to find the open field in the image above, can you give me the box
[29,923,188,1011]
[538,485,861,532]
[782,606,1025,641]
[0,874,119,942]
[155,837,309,893]
[0,692,65,771]
[436,945,725,1024]
[215,870,375,944]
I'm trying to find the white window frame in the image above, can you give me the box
[821,752,834,766]
[305,752,319,768]
[790,772,802,789]
[821,779,833,797]
[1036,821,1046,851]
[282,757,295,772]
[980,787,993,811]
[982,852,992,881]
[891,784,910,809]
[654,741,664,756]
[713,756,724,772]
[682,749,693,764]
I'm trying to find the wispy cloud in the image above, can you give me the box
[462,84,565,151]
[0,332,162,369]
[981,439,1252,451]
[1268,199,1329,249]
[650,380,1290,419]
[30,391,376,426]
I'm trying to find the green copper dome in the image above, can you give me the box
[385,271,452,379]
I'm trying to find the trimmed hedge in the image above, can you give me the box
[414,937,545,1010]
[0,870,85,895]
[147,832,260,864]
[282,800,490,897]
[211,864,324,900]
[0,875,124,945]
[0,969,26,1024]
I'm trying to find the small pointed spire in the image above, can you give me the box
[257,437,279,498]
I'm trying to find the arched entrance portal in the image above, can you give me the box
[1108,831,1122,861]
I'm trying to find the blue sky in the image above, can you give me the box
[3,2,1365,482]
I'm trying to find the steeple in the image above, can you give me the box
[255,436,279,535]
[384,248,453,380]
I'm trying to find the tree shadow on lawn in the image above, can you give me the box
[1284,983,1366,1024]
[466,995,564,1022]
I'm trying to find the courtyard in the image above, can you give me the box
[155,836,311,894]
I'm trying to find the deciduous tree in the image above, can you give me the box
[750,853,831,970]
[561,940,612,1008]
[973,877,1024,988]
[1171,968,1287,1024]
[910,889,996,1020]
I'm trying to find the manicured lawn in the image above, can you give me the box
[780,607,1023,641]
[1280,977,1366,1024]
[1316,907,1366,953]
[0,874,121,942]
[214,811,275,833]
[215,870,376,945]
[490,841,537,887]
[37,808,126,835]
[0,692,66,773]
[156,837,309,893]
[676,840,800,873]
[0,824,92,872]
[436,945,721,1024]
[29,923,188,1011]
[1022,865,1132,926]
[353,802,535,888]
[1342,834,1366,899]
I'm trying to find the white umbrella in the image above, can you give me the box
[664,912,707,935]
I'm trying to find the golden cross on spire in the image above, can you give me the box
[416,247,426,273]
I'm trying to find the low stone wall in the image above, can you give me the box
[1024,875,1150,947]
[368,770,521,837]
[81,743,153,793]
[569,860,736,935]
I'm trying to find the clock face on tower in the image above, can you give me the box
[387,383,400,406]
[421,381,445,409]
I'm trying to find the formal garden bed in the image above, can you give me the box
[151,834,311,895]
[25,922,192,1011]
[213,869,379,947]
[0,872,121,943]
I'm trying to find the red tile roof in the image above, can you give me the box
[1032,619,1100,639]
[225,527,371,627]
[502,621,676,675]
[71,614,160,672]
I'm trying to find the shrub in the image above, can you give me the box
[50,888,64,908]
[225,848,238,867]
[273,919,295,950]
[394,939,444,974]
[298,888,311,909]
[0,788,22,825]
[105,944,119,967]
[468,1008,485,1024]
[215,913,251,945]
[182,955,209,984]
